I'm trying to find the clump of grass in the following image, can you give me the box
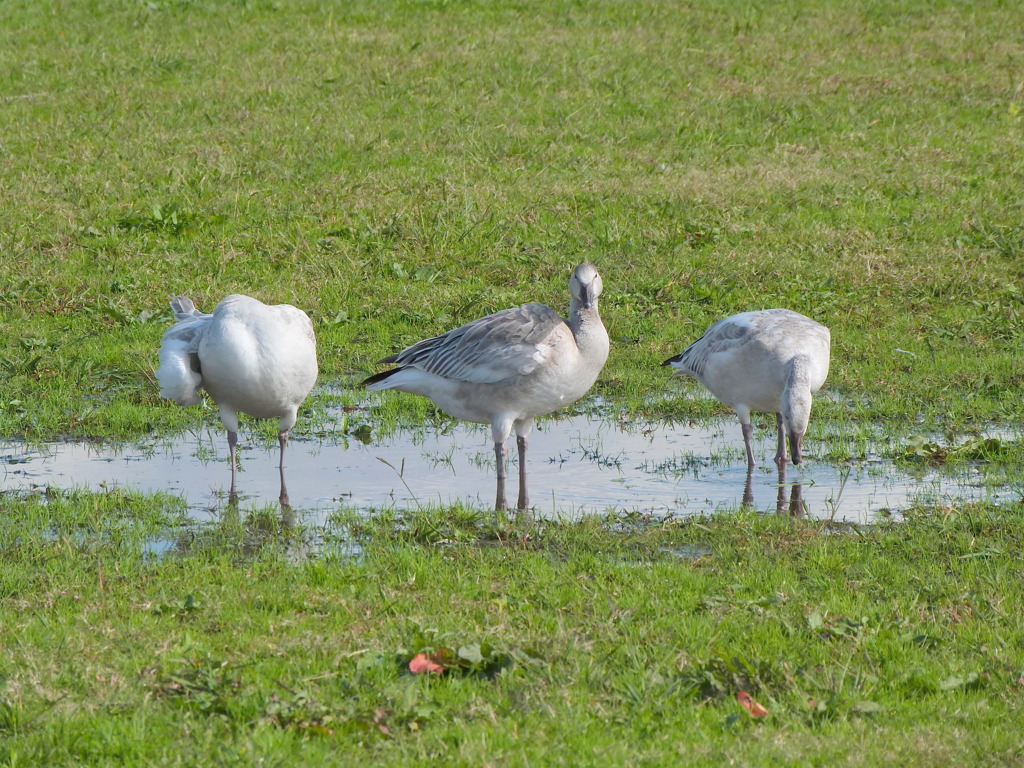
[897,435,1024,466]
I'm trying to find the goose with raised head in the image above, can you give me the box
[156,294,318,501]
[663,309,830,468]
[364,263,610,511]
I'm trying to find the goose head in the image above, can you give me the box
[570,262,603,310]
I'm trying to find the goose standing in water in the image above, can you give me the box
[157,294,318,502]
[663,309,830,468]
[364,263,610,511]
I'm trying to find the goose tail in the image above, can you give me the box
[169,294,202,322]
[362,368,400,391]
[156,295,209,406]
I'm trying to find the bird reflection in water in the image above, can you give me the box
[279,466,296,529]
[225,465,295,526]
[742,464,807,517]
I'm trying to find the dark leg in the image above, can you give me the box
[742,465,754,507]
[279,463,290,508]
[516,435,529,510]
[278,430,288,470]
[741,422,756,469]
[494,441,508,511]
[227,429,239,501]
[277,431,291,506]
[774,413,788,466]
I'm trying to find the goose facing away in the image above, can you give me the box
[157,294,318,498]
[663,309,830,468]
[363,263,610,511]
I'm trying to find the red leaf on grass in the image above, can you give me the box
[736,691,769,717]
[409,652,446,675]
[374,708,391,735]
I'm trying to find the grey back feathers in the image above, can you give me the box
[376,303,566,385]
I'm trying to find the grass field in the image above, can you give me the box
[2,497,1024,766]
[2,0,1024,764]
[1,0,1023,438]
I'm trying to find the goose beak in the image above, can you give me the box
[581,282,597,308]
[789,432,804,465]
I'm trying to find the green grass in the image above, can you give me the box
[1,493,1023,765]
[1,0,1023,442]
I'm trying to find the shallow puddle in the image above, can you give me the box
[1,412,1013,524]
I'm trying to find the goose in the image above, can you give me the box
[156,294,318,499]
[363,263,610,511]
[663,309,830,468]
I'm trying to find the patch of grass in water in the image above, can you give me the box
[897,435,1024,466]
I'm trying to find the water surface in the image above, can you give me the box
[2,413,1010,523]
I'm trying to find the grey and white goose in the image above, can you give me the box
[364,263,610,511]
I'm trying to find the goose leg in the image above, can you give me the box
[276,430,292,505]
[279,467,290,507]
[774,413,788,466]
[494,441,508,511]
[516,435,529,510]
[279,461,290,509]
[278,430,288,471]
[740,421,756,469]
[227,430,239,502]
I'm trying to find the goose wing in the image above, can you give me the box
[664,314,758,377]
[382,303,567,385]
[274,304,316,345]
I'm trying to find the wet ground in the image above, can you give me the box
[2,412,1014,523]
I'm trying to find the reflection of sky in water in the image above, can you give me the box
[0,414,1013,524]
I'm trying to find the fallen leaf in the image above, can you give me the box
[939,672,979,692]
[373,707,391,735]
[851,700,884,714]
[736,690,769,717]
[409,653,445,675]
[457,644,484,665]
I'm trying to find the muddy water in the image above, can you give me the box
[1,413,1009,523]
